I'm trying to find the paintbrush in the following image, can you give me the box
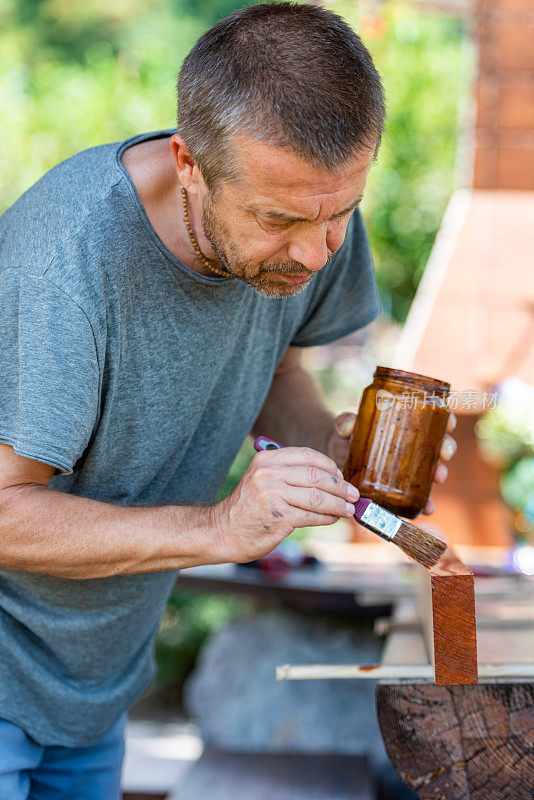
[253,435,447,569]
[351,497,446,568]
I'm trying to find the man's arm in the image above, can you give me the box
[0,444,219,580]
[0,440,359,579]
[250,346,335,453]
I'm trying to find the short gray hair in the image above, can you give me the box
[177,2,386,190]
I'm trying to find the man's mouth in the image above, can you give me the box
[279,273,311,284]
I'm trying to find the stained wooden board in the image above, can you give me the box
[169,749,374,800]
[418,546,478,685]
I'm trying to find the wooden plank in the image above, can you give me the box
[384,592,534,667]
[380,599,429,666]
[170,749,374,800]
[418,546,478,685]
[276,663,534,681]
[475,577,534,667]
[275,578,534,681]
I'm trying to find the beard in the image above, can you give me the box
[201,192,332,299]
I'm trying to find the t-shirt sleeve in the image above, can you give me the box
[0,268,100,475]
[290,209,382,347]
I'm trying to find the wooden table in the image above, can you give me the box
[176,554,414,616]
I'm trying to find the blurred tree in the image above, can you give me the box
[0,0,472,320]
[174,0,254,25]
[345,4,473,320]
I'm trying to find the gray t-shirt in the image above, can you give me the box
[0,129,381,746]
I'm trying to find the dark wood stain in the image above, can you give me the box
[430,547,478,686]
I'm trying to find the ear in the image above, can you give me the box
[170,134,203,196]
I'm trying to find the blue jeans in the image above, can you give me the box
[0,714,126,800]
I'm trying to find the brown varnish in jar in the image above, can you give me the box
[343,367,450,519]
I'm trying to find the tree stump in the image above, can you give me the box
[377,682,534,799]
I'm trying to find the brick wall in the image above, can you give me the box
[474,0,534,188]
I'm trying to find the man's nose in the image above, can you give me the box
[287,225,330,272]
[287,224,347,272]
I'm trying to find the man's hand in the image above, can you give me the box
[211,446,360,564]
[324,411,458,515]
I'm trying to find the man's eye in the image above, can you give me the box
[261,219,291,231]
[332,209,355,224]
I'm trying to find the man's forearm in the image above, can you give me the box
[251,364,335,452]
[0,484,219,579]
[0,367,336,581]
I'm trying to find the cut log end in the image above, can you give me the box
[377,682,534,800]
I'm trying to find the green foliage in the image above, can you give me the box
[174,0,250,25]
[476,405,534,469]
[1,1,472,322]
[500,458,534,518]
[0,0,206,210]
[476,381,534,470]
[476,381,534,528]
[155,590,249,690]
[339,2,473,320]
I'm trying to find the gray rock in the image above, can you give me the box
[184,610,386,762]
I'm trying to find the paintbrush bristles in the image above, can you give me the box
[394,522,447,569]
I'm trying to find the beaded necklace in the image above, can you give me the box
[180,186,233,278]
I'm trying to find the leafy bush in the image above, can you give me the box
[155,591,249,694]
[341,2,473,320]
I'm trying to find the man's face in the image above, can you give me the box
[199,138,375,298]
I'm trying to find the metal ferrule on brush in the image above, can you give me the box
[353,498,402,541]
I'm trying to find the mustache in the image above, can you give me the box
[261,252,334,275]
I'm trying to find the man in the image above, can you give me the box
[0,3,455,797]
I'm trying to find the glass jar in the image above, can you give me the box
[343,367,450,518]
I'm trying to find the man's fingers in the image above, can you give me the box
[446,412,457,433]
[290,509,341,528]
[433,462,448,484]
[281,465,359,500]
[422,498,435,515]
[254,445,340,478]
[334,412,356,438]
[439,434,457,462]
[283,486,356,519]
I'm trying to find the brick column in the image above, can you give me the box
[474,0,534,188]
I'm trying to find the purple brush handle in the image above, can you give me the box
[253,436,284,452]
[352,497,372,520]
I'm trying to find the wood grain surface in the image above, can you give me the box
[377,682,534,800]
[423,546,478,685]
